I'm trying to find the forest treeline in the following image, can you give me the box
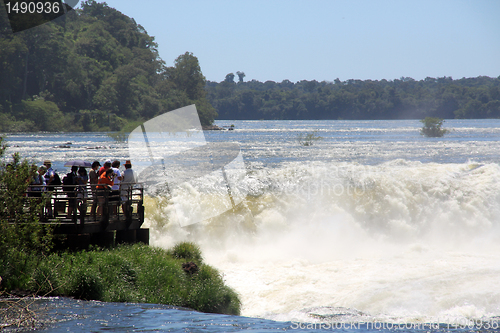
[207,74,500,120]
[1,0,499,132]
[0,0,216,132]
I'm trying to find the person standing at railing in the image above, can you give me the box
[99,160,111,176]
[120,160,137,217]
[64,166,78,219]
[111,160,123,215]
[76,167,89,216]
[29,165,46,198]
[89,161,101,220]
[28,165,47,216]
[43,160,57,218]
[97,168,114,218]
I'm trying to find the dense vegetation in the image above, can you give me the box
[0,0,216,132]
[207,74,500,120]
[0,138,53,255]
[1,243,241,317]
[1,0,498,133]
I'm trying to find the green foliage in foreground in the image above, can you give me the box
[420,117,450,137]
[0,243,240,316]
[0,137,54,255]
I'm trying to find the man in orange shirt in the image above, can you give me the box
[97,168,114,218]
[98,160,111,176]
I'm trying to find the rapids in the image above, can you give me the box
[4,119,500,325]
[146,159,500,323]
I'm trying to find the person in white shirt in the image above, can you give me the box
[111,160,123,215]
[29,165,47,197]
[120,160,137,218]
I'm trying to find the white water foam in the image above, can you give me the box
[146,160,500,323]
[5,129,500,324]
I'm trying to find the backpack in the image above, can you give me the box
[62,172,75,192]
[50,172,62,186]
[45,170,61,191]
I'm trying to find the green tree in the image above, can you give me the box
[206,76,500,121]
[420,117,449,137]
[165,52,217,126]
[0,34,26,105]
[8,99,67,131]
[168,52,207,100]
[0,137,53,254]
[236,71,245,83]
[224,73,235,83]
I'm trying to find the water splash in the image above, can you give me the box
[146,160,500,322]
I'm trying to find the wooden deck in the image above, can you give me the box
[25,183,148,248]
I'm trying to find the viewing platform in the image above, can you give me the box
[24,183,148,249]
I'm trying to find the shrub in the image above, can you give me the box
[420,117,449,137]
[71,268,104,301]
[167,242,203,265]
[298,130,323,146]
[30,259,62,296]
[0,248,37,291]
[1,242,240,315]
[186,265,241,315]
[0,137,54,255]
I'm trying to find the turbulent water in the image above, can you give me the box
[4,119,500,331]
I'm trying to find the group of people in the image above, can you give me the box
[28,159,137,219]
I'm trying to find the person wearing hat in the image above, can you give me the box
[43,160,55,188]
[120,160,137,217]
[89,161,101,219]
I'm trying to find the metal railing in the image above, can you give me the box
[23,182,144,229]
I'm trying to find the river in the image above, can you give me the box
[4,119,500,332]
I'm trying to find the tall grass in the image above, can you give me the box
[0,242,240,316]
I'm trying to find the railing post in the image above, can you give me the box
[101,188,110,229]
[79,202,86,225]
[124,187,132,226]
[78,184,89,225]
[72,190,78,224]
[91,184,98,221]
[138,188,144,224]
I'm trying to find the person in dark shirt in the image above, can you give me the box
[89,161,101,220]
[43,160,55,217]
[66,166,78,218]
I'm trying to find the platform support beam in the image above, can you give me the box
[136,228,150,245]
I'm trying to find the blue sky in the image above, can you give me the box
[79,0,499,83]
